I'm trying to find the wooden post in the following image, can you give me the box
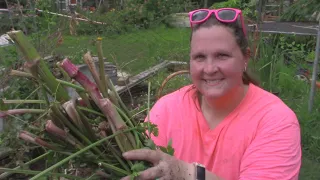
[204,0,208,8]
[279,0,284,17]
[308,20,320,112]
[256,0,264,23]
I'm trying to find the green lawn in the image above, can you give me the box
[300,158,320,179]
[54,26,191,75]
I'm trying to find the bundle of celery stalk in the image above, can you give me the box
[0,30,171,180]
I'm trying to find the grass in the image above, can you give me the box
[1,25,320,179]
[300,158,320,179]
[53,25,191,75]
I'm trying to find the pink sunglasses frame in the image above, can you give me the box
[188,8,247,37]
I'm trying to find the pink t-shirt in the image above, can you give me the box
[146,83,301,180]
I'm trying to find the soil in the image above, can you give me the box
[0,148,47,180]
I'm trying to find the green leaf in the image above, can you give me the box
[131,161,146,172]
[130,172,140,180]
[144,139,156,150]
[130,161,150,179]
[138,122,159,137]
[158,139,175,156]
[166,139,174,156]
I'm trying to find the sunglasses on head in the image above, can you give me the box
[188,8,247,37]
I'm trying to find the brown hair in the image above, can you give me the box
[190,15,259,86]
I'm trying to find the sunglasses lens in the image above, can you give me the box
[191,10,209,21]
[217,9,237,21]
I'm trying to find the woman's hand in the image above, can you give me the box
[120,148,194,180]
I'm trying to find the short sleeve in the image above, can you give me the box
[144,97,169,147]
[239,108,302,180]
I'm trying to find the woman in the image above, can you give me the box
[121,8,302,180]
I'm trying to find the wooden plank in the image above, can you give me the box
[115,61,187,94]
[115,61,170,94]
[167,61,188,72]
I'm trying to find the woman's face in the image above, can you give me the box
[190,25,248,100]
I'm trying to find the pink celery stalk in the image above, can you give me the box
[60,58,136,151]
[60,58,126,130]
[60,58,102,104]
[0,109,45,118]
[45,120,67,139]
[35,138,56,150]
[99,98,126,130]
[45,120,77,146]
[19,131,36,144]
[19,131,56,150]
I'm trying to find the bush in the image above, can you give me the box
[210,0,257,21]
[280,0,320,22]
[76,0,195,36]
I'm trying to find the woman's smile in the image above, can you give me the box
[203,78,225,86]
